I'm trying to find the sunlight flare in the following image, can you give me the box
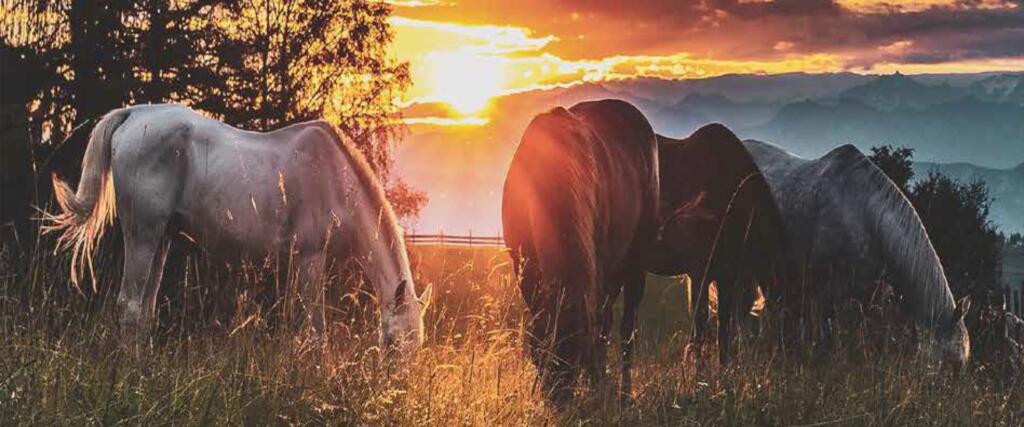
[424,50,505,115]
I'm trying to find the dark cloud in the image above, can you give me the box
[798,4,1024,64]
[395,0,1024,67]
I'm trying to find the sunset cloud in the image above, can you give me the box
[393,0,1024,61]
[392,14,849,112]
[837,0,1018,13]
[389,0,1024,119]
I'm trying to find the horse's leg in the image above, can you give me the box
[620,268,645,400]
[586,284,619,389]
[692,276,711,351]
[779,281,804,355]
[142,238,172,324]
[295,251,327,336]
[523,266,576,405]
[118,224,169,341]
[718,278,737,366]
[743,283,763,339]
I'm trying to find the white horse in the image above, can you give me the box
[742,139,970,365]
[46,104,431,353]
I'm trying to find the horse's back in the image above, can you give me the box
[110,105,350,256]
[654,126,784,278]
[502,107,598,269]
[743,140,884,276]
[660,124,761,217]
[503,99,659,275]
[568,99,659,205]
[567,100,660,261]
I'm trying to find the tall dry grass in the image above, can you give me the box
[0,238,1021,425]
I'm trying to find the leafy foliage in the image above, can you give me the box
[1008,232,1024,250]
[386,180,428,229]
[911,173,1003,303]
[868,145,915,192]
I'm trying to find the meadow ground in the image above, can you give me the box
[1,242,1022,425]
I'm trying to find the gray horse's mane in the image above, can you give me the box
[312,121,404,241]
[830,145,955,326]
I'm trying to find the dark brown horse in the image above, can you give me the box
[502,99,659,402]
[649,124,785,364]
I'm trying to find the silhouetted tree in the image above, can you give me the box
[386,181,428,229]
[1007,233,1024,250]
[213,0,410,178]
[1,0,241,179]
[0,44,47,243]
[912,173,1004,305]
[869,145,915,193]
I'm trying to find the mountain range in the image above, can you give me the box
[395,72,1024,235]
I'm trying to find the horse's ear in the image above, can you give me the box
[419,283,434,312]
[955,295,972,322]
[394,280,408,311]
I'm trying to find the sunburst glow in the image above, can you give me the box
[423,50,505,115]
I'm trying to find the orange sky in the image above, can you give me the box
[387,0,1024,119]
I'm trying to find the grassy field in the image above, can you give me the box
[1,242,1022,425]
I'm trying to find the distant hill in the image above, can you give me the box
[645,92,779,136]
[969,73,1024,105]
[745,96,1024,169]
[912,161,1024,234]
[839,72,965,111]
[605,72,873,105]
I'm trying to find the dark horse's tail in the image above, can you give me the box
[44,108,131,289]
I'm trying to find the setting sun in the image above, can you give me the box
[424,50,505,115]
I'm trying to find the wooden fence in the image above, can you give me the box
[405,233,505,247]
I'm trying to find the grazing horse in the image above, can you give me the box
[46,104,431,354]
[649,124,785,365]
[502,99,659,402]
[742,139,971,365]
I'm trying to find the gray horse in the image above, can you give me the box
[743,139,970,365]
[46,104,431,354]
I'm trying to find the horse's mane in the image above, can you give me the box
[523,107,599,276]
[312,121,404,241]
[659,124,763,211]
[823,145,955,327]
[504,106,602,343]
[567,99,659,209]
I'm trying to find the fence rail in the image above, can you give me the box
[405,233,505,247]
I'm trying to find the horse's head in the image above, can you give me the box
[931,296,971,367]
[380,279,433,356]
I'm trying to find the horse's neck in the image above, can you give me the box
[882,225,954,328]
[350,201,412,308]
[865,170,955,328]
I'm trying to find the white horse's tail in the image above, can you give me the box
[44,108,131,290]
